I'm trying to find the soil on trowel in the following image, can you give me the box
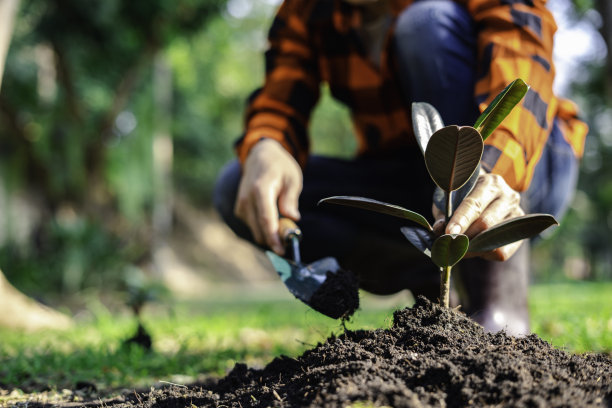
[309,268,359,319]
[27,296,612,408]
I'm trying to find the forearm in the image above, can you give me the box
[236,0,320,168]
[457,0,559,191]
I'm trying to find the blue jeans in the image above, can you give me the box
[394,0,578,220]
[527,120,578,222]
[214,1,577,300]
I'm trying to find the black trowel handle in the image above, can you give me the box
[279,218,302,263]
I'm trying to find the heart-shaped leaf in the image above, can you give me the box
[318,196,432,231]
[425,126,483,193]
[400,226,435,257]
[431,234,469,268]
[433,163,481,215]
[468,214,558,253]
[412,102,444,156]
[474,78,529,140]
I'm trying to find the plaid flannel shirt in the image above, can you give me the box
[235,0,588,192]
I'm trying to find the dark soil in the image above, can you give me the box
[308,268,360,319]
[25,296,612,408]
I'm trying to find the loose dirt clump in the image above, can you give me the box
[308,268,360,319]
[25,296,612,408]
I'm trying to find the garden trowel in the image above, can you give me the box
[265,218,358,319]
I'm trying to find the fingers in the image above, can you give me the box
[463,193,524,238]
[256,186,283,254]
[447,173,520,238]
[466,239,524,261]
[278,177,302,221]
[235,181,283,255]
[488,240,523,261]
[442,172,523,261]
[234,185,263,243]
[431,206,445,236]
[446,175,498,235]
[431,203,446,235]
[234,139,303,255]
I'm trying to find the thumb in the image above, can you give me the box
[278,181,301,220]
[431,203,446,235]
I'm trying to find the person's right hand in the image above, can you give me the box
[234,138,303,255]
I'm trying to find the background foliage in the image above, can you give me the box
[0,0,609,301]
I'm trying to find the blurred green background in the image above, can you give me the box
[0,0,611,403]
[0,0,610,308]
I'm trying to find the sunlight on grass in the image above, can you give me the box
[529,281,612,353]
[0,291,402,396]
[0,282,610,402]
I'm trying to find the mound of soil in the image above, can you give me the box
[29,297,612,408]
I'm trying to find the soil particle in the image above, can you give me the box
[308,269,360,319]
[26,296,612,408]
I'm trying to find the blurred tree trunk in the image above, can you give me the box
[152,51,174,275]
[0,0,20,89]
[0,0,73,330]
[83,43,157,217]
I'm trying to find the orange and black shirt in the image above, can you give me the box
[235,0,588,192]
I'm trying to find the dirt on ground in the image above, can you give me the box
[23,296,612,408]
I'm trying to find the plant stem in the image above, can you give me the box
[445,191,452,221]
[440,266,451,307]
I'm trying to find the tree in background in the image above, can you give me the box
[532,0,612,281]
[0,0,74,330]
[1,0,225,215]
[0,0,610,305]
[0,0,227,297]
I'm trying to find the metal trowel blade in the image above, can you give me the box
[266,251,339,303]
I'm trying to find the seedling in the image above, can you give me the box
[123,268,169,350]
[319,79,558,307]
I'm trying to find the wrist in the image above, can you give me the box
[238,126,287,165]
[246,138,286,162]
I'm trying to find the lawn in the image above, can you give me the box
[0,281,610,406]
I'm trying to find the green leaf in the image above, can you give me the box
[318,196,432,231]
[412,102,444,156]
[468,214,558,253]
[431,234,469,268]
[474,79,529,140]
[433,163,481,215]
[425,125,483,193]
[400,226,435,257]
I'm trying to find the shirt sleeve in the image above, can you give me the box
[455,0,567,191]
[234,0,320,167]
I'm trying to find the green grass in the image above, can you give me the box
[0,282,610,405]
[0,290,402,401]
[529,281,612,353]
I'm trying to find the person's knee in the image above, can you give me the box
[395,0,472,57]
[213,160,242,223]
[525,121,579,220]
[394,0,478,124]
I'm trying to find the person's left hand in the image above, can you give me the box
[432,169,524,261]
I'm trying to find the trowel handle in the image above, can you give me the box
[279,217,302,243]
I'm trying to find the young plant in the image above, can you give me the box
[319,79,558,307]
[123,269,169,350]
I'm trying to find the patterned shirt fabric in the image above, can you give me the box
[235,0,588,192]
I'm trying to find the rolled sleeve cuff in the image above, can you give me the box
[236,127,293,165]
[482,129,529,192]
